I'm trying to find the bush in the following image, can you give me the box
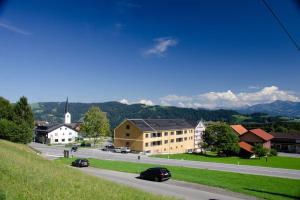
[269,148,278,156]
[252,144,268,159]
[0,119,33,144]
[80,141,91,147]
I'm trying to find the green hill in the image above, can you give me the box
[32,101,239,128]
[0,139,174,200]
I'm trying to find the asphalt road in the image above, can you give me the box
[77,167,255,200]
[29,142,300,180]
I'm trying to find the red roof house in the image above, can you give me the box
[239,141,253,153]
[230,125,248,135]
[230,125,273,156]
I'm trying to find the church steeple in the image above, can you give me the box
[64,97,71,124]
[65,97,69,114]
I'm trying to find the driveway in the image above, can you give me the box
[29,142,300,180]
[76,167,256,200]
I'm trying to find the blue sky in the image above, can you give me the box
[0,0,300,108]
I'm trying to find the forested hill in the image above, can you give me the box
[31,101,238,128]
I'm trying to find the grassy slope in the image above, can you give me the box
[56,158,300,200]
[0,140,174,200]
[152,153,300,170]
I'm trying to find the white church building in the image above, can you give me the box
[35,98,79,144]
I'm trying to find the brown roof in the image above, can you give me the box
[270,132,300,140]
[230,125,248,135]
[249,129,274,141]
[239,141,253,153]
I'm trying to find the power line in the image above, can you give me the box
[261,0,300,51]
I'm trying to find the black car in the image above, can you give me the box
[102,144,115,152]
[71,159,89,167]
[140,167,171,182]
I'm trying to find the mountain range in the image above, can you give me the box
[31,100,300,129]
[238,100,300,117]
[31,101,238,128]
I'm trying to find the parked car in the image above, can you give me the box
[71,159,89,167]
[140,167,171,182]
[102,144,115,152]
[114,147,122,153]
[121,147,131,153]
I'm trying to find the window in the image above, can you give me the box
[151,141,162,146]
[191,136,193,140]
[171,139,174,143]
[184,130,187,134]
[184,137,187,141]
[55,133,58,136]
[126,125,130,129]
[164,132,168,136]
[126,133,130,137]
[69,132,72,135]
[54,139,58,142]
[145,143,148,147]
[157,132,161,137]
[171,132,174,135]
[176,131,183,135]
[62,139,65,142]
[60,128,62,130]
[145,134,149,138]
[164,140,168,144]
[126,142,130,146]
[65,127,67,130]
[176,138,183,142]
[68,138,72,141]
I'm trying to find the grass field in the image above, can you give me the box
[0,140,175,200]
[57,158,300,200]
[152,153,300,170]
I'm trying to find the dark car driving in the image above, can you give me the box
[140,167,171,182]
[71,159,89,167]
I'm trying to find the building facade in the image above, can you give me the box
[271,132,300,153]
[194,120,205,152]
[114,119,195,154]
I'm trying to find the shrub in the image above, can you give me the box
[80,141,91,147]
[269,148,278,156]
[252,144,268,159]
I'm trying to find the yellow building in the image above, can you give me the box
[114,119,195,154]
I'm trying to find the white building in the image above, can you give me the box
[194,120,206,152]
[35,98,79,144]
[46,124,78,144]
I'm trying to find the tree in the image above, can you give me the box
[0,97,13,120]
[81,106,110,145]
[252,144,268,159]
[0,119,32,144]
[0,96,34,144]
[202,123,240,156]
[13,96,34,129]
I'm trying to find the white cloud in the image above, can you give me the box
[139,99,154,106]
[144,37,178,57]
[160,86,300,109]
[0,21,31,35]
[119,99,129,104]
[119,98,154,106]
